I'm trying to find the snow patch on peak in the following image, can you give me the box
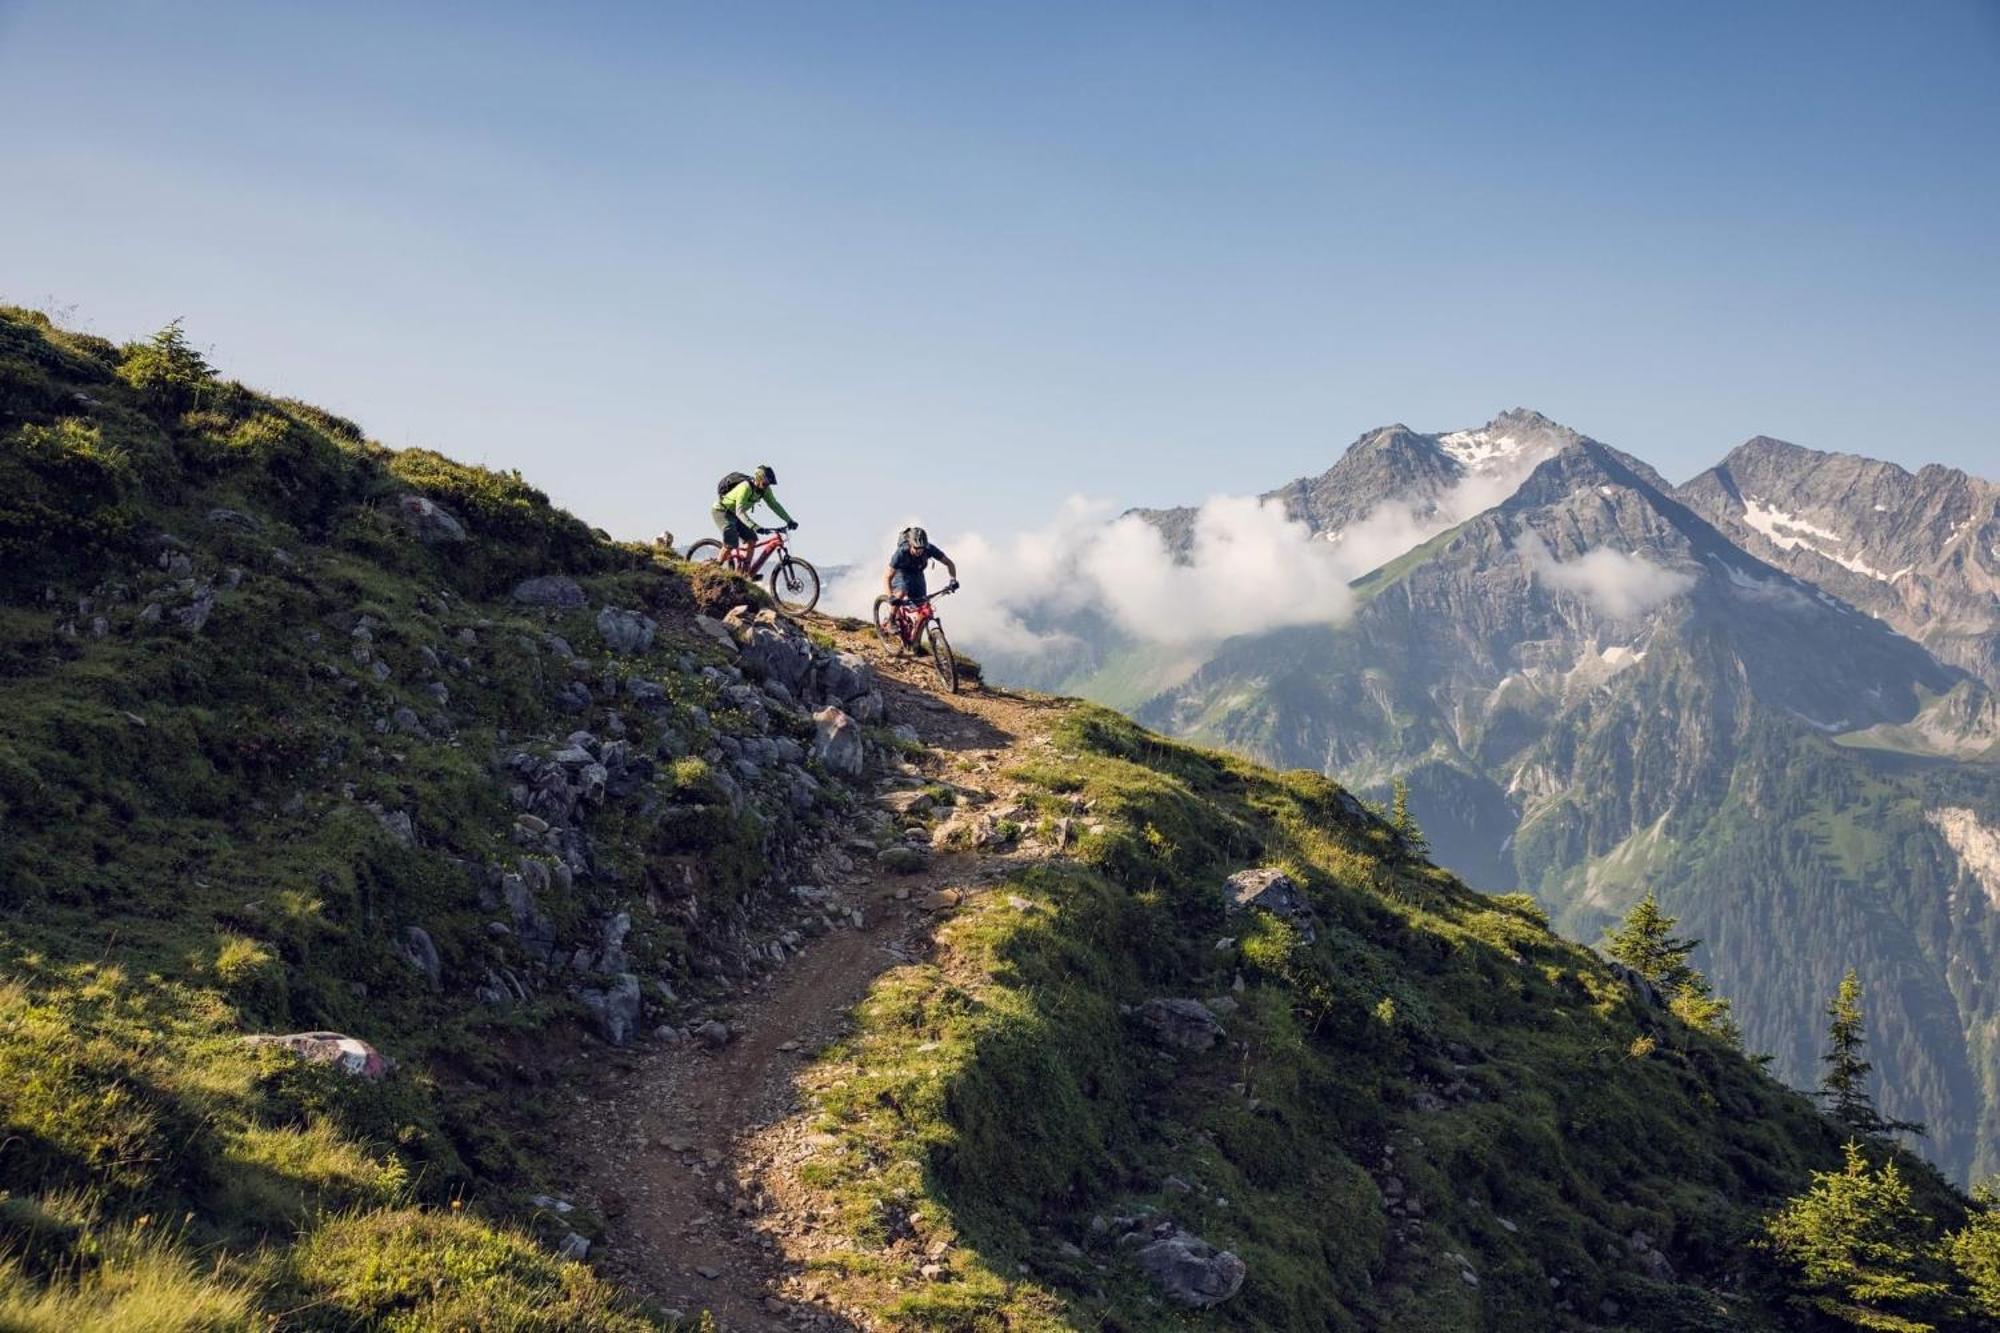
[1740,496,1895,581]
[1439,428,1535,471]
[1927,808,2000,910]
[1741,497,1843,547]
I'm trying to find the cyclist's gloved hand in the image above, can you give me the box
[785,520,799,531]
[946,580,960,592]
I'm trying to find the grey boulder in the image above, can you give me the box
[596,606,658,655]
[1139,997,1224,1053]
[813,706,865,780]
[399,926,442,988]
[242,1031,393,1080]
[580,973,643,1046]
[511,575,587,610]
[1136,1227,1246,1308]
[1224,867,1318,943]
[391,494,467,544]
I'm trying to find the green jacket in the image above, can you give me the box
[713,479,794,526]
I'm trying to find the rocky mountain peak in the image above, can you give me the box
[1500,436,1675,516]
[1434,409,1576,474]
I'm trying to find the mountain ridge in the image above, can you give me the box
[6,309,2000,1327]
[1048,410,2000,1184]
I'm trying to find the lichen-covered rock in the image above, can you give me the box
[692,615,738,653]
[740,620,813,691]
[1609,961,1665,1009]
[815,651,875,708]
[595,606,657,655]
[580,973,642,1046]
[243,1031,393,1079]
[511,575,587,609]
[173,587,218,633]
[813,706,865,780]
[878,844,928,874]
[1136,1227,1245,1308]
[1224,867,1317,943]
[391,494,467,544]
[1138,997,1224,1053]
[399,926,441,988]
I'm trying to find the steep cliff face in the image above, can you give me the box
[1680,436,2000,689]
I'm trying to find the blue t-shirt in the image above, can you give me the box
[889,543,948,595]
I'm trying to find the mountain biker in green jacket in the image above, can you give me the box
[712,465,796,556]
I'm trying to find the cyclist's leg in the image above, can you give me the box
[717,510,751,560]
[889,573,916,640]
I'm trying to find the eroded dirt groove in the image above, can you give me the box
[574,625,1061,1330]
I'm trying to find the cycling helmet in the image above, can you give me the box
[753,464,777,487]
[905,525,929,547]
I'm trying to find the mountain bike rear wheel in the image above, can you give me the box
[769,556,820,614]
[684,538,725,563]
[925,622,958,693]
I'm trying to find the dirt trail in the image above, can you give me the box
[572,624,1065,1330]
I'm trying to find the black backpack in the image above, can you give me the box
[716,470,752,498]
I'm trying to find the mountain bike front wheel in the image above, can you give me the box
[872,596,904,654]
[769,556,820,614]
[925,622,958,694]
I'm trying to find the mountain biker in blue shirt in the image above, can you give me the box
[884,526,958,606]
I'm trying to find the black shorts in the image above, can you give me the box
[713,508,754,547]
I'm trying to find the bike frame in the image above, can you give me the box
[726,529,788,575]
[889,587,952,644]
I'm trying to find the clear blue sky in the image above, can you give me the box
[3,0,1996,562]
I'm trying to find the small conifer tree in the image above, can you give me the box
[1389,777,1429,855]
[1819,968,1925,1140]
[118,318,216,415]
[1607,891,1698,991]
[1948,1185,2000,1321]
[1605,890,1739,1045]
[1764,1141,1954,1329]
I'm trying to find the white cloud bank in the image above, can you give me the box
[823,436,1678,657]
[829,493,1362,652]
[1519,532,1694,619]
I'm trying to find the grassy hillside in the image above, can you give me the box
[2,308,1996,1330]
[0,309,808,1328]
[788,705,2000,1330]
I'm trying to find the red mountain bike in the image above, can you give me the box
[873,585,959,693]
[685,527,821,614]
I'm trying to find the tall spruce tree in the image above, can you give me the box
[1819,968,1925,1139]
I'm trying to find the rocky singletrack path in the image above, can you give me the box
[572,623,1066,1330]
